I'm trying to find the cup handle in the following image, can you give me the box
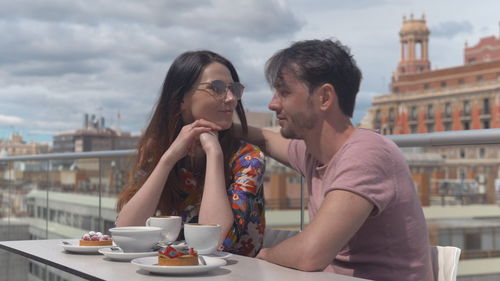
[146,218,151,226]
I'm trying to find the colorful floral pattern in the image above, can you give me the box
[174,143,266,257]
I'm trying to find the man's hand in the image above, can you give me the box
[256,248,269,260]
[252,190,374,272]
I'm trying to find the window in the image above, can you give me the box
[423,83,429,90]
[375,109,381,122]
[427,104,434,119]
[458,78,465,85]
[427,124,434,133]
[460,149,466,158]
[410,125,417,134]
[41,207,47,219]
[438,229,451,246]
[82,216,92,230]
[441,81,447,88]
[483,98,490,114]
[393,87,399,93]
[73,214,80,228]
[479,148,486,158]
[463,121,470,130]
[444,122,452,131]
[444,102,452,117]
[389,108,395,121]
[483,120,490,129]
[463,100,470,116]
[476,75,483,82]
[465,232,481,250]
[411,106,417,120]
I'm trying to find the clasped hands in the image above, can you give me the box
[166,119,223,162]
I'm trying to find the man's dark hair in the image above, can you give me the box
[265,39,362,117]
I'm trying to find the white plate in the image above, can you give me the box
[98,247,157,261]
[131,256,226,275]
[61,240,113,254]
[201,251,233,259]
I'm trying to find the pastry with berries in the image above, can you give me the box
[79,231,112,246]
[158,246,199,266]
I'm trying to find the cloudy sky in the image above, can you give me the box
[0,0,499,143]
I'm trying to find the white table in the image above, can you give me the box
[0,239,368,281]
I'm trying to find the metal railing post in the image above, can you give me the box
[98,158,103,233]
[300,176,304,231]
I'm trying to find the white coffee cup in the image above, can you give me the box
[184,223,221,254]
[109,226,162,253]
[145,216,182,243]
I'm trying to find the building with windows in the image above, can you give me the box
[53,113,139,153]
[369,15,500,205]
[0,133,49,156]
[371,16,500,135]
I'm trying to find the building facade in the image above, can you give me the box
[0,133,49,156]
[370,15,500,206]
[53,113,140,153]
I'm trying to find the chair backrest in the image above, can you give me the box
[430,246,461,281]
[263,228,299,248]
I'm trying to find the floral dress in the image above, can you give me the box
[173,142,266,257]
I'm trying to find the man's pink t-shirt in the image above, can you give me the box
[288,128,433,281]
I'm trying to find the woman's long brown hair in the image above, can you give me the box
[116,50,248,215]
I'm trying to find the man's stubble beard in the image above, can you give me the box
[280,105,318,140]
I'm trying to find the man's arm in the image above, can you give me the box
[235,124,291,166]
[256,190,374,271]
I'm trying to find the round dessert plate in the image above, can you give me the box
[201,251,232,259]
[98,247,157,261]
[131,256,226,275]
[61,240,113,254]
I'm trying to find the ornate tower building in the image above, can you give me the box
[396,14,431,78]
[369,16,500,205]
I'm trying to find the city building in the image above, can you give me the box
[53,113,140,153]
[0,133,49,156]
[369,15,500,205]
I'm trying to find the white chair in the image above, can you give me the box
[431,246,461,281]
[263,228,299,248]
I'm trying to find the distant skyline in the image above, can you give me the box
[0,0,499,143]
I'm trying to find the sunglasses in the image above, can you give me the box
[198,80,244,100]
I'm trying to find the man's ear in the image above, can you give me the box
[318,83,336,111]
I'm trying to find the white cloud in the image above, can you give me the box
[0,115,23,125]
[0,0,498,142]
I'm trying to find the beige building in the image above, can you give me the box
[0,133,49,156]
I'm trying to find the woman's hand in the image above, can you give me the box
[163,119,221,163]
[199,131,222,155]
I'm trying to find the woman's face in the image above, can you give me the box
[181,62,240,130]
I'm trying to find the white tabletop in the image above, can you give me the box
[0,239,368,281]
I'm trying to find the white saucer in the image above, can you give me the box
[98,247,157,261]
[131,256,226,275]
[201,251,233,259]
[61,240,113,254]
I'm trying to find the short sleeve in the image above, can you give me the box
[287,139,308,176]
[323,141,397,216]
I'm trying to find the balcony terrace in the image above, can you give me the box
[1,129,500,280]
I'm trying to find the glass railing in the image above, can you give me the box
[1,128,500,280]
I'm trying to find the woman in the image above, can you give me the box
[116,50,265,257]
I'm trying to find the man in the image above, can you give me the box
[241,39,433,280]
